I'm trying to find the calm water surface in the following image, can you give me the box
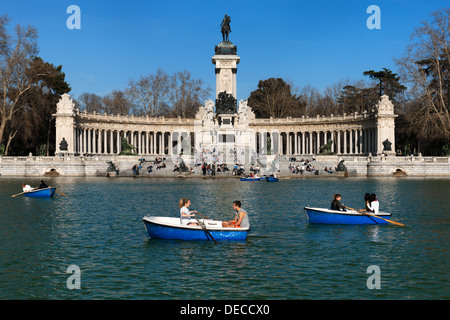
[0,176,448,299]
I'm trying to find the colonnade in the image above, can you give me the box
[255,127,378,155]
[74,128,198,156]
[74,127,378,156]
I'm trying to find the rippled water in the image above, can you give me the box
[0,176,448,299]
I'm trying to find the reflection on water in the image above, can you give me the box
[0,176,449,299]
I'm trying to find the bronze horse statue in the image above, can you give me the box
[220,14,231,42]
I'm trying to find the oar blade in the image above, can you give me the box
[346,206,404,226]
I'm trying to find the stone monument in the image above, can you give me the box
[54,93,75,155]
[193,15,257,165]
[375,94,397,155]
[212,15,240,100]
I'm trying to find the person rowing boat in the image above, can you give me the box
[37,180,49,189]
[22,184,33,192]
[179,198,198,226]
[331,194,346,211]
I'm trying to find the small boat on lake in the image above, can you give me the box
[265,176,279,182]
[240,176,262,181]
[23,187,57,198]
[142,216,249,241]
[304,207,392,225]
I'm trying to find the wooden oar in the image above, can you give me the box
[11,187,38,197]
[194,214,219,244]
[57,189,66,196]
[345,206,405,226]
[195,212,209,220]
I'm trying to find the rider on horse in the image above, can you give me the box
[220,14,231,42]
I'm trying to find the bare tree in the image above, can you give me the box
[102,90,132,115]
[77,92,104,113]
[126,68,171,116]
[0,15,38,146]
[167,70,210,118]
[298,84,320,116]
[395,7,450,142]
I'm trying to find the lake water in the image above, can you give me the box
[0,176,449,300]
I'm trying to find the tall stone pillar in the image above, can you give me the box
[375,95,397,155]
[212,41,240,99]
[54,93,76,154]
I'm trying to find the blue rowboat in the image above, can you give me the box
[304,207,391,225]
[265,176,279,182]
[240,177,262,181]
[142,216,249,241]
[23,187,57,198]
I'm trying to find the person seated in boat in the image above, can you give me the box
[331,194,346,211]
[222,201,250,228]
[367,193,379,214]
[363,193,373,212]
[179,198,198,226]
[22,184,33,192]
[37,180,48,189]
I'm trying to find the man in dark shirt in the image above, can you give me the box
[37,180,48,189]
[331,194,346,211]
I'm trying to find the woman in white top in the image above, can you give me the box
[179,198,198,226]
[367,193,379,214]
[22,184,33,192]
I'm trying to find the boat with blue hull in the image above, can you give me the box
[304,207,392,225]
[265,176,279,182]
[142,216,249,241]
[240,177,262,181]
[23,187,57,198]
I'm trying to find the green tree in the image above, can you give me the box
[248,78,305,118]
[363,68,407,103]
[7,56,70,155]
[337,85,378,114]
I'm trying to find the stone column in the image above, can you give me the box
[138,131,142,154]
[343,130,347,154]
[349,130,353,154]
[117,131,121,154]
[330,131,334,153]
[110,130,114,154]
[302,131,306,154]
[337,131,341,154]
[97,130,100,154]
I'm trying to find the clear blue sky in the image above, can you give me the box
[2,0,449,102]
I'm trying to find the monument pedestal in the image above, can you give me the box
[212,41,240,99]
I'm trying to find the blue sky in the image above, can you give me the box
[2,0,449,102]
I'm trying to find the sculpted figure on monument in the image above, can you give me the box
[382,139,392,151]
[335,160,347,172]
[204,100,215,125]
[59,137,68,151]
[220,14,231,42]
[215,91,237,114]
[319,139,333,154]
